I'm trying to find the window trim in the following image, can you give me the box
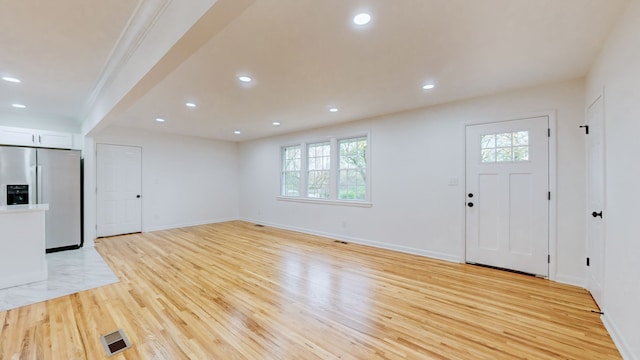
[279,133,371,205]
[276,196,372,207]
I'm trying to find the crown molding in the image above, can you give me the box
[81,0,172,121]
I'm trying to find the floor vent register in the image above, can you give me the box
[100,329,131,356]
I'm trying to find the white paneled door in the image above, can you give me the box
[465,116,549,276]
[97,144,142,237]
[586,95,605,310]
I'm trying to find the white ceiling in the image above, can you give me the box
[0,0,137,125]
[0,0,630,141]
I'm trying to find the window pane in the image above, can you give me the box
[283,146,301,171]
[496,133,512,147]
[513,146,529,161]
[282,171,300,196]
[513,131,529,145]
[322,156,330,169]
[496,147,512,162]
[338,174,366,200]
[481,134,495,149]
[308,170,330,198]
[481,149,496,163]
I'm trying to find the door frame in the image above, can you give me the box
[461,110,557,280]
[586,91,606,309]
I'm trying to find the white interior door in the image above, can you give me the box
[586,95,605,310]
[97,144,142,237]
[466,116,549,276]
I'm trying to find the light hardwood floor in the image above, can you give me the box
[0,221,620,359]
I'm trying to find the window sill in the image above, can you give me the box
[276,196,373,208]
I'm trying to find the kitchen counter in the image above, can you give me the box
[0,204,49,289]
[0,204,50,213]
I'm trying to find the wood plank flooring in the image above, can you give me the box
[0,221,620,359]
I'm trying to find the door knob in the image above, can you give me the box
[592,211,602,218]
[467,202,474,207]
[136,195,141,198]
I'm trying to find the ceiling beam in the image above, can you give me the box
[82,0,255,136]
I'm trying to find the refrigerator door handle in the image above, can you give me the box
[37,165,43,204]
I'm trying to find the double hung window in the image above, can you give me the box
[307,142,331,199]
[281,145,301,196]
[338,137,367,200]
[280,136,368,203]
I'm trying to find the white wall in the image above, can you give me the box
[586,1,640,358]
[87,126,239,236]
[239,79,586,284]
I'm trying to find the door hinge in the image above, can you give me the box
[579,125,589,134]
[587,257,590,266]
[548,192,551,200]
[548,128,551,137]
[548,254,551,263]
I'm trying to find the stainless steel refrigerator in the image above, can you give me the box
[0,146,81,251]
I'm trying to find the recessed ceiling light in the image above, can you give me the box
[272,122,281,126]
[422,84,435,90]
[185,102,196,108]
[2,76,21,83]
[238,76,252,83]
[234,130,241,134]
[329,107,339,113]
[12,103,26,109]
[353,13,371,25]
[155,117,165,122]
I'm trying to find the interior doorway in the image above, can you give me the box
[96,144,142,237]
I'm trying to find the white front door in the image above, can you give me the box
[466,116,549,276]
[586,95,605,310]
[96,144,142,237]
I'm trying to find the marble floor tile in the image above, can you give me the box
[0,247,119,312]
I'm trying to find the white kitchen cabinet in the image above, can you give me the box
[0,126,74,149]
[0,126,34,146]
[36,130,73,149]
[0,204,49,289]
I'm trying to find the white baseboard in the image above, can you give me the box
[143,217,239,233]
[602,313,637,360]
[553,273,585,288]
[244,218,463,264]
